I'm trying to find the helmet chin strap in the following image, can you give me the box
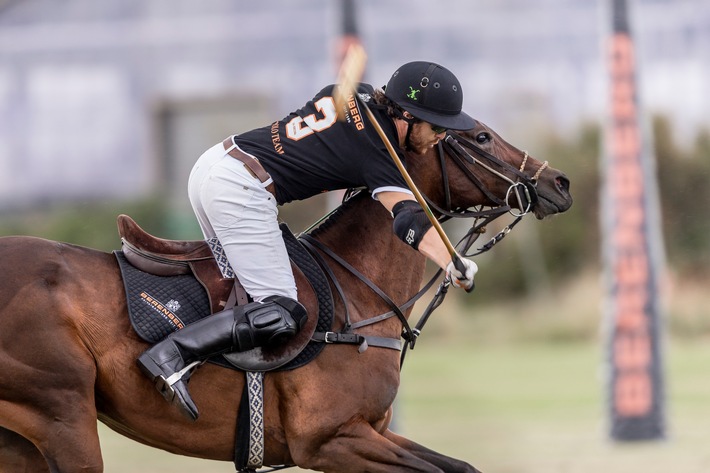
[395,109,418,151]
[404,122,415,151]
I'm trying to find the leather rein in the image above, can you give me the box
[300,131,548,366]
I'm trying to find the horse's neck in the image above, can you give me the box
[310,194,428,311]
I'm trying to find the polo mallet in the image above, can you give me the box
[333,45,471,282]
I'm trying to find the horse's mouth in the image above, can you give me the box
[533,193,573,219]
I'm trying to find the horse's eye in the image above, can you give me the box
[476,132,491,144]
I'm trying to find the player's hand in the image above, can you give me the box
[446,257,478,292]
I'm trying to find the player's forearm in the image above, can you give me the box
[416,227,451,270]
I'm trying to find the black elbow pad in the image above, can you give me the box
[392,200,432,250]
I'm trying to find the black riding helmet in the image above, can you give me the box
[384,61,475,131]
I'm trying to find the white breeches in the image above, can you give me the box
[187,142,297,302]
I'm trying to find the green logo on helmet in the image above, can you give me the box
[407,86,420,100]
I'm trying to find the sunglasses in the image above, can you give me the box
[431,125,447,134]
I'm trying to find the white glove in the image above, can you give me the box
[446,257,478,292]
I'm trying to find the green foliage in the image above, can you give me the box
[0,199,171,252]
[540,123,602,273]
[655,116,710,275]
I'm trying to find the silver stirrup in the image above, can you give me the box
[155,360,203,399]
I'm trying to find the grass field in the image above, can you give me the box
[98,336,710,472]
[396,340,710,473]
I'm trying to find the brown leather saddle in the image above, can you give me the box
[116,214,325,372]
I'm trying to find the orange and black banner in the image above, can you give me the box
[602,0,666,440]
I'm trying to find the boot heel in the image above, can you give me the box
[137,353,176,400]
[137,352,164,380]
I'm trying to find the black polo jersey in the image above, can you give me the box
[234,83,411,205]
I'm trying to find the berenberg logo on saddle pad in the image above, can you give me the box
[139,292,184,330]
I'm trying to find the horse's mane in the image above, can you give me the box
[307,190,370,239]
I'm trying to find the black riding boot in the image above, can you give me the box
[137,295,307,421]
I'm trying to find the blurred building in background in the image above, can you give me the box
[0,0,707,211]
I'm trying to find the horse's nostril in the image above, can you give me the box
[556,175,570,193]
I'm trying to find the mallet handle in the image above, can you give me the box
[359,103,465,270]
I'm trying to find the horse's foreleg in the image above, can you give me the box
[37,400,104,473]
[383,429,483,473]
[0,427,49,473]
[2,384,105,473]
[292,420,447,473]
[0,309,105,472]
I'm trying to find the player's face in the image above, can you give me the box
[407,121,447,155]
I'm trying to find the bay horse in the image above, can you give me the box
[0,124,571,473]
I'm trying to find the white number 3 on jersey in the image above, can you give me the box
[285,97,337,141]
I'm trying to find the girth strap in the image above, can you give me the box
[311,332,402,352]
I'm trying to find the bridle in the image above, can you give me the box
[300,130,550,365]
[440,131,548,219]
[420,131,549,261]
